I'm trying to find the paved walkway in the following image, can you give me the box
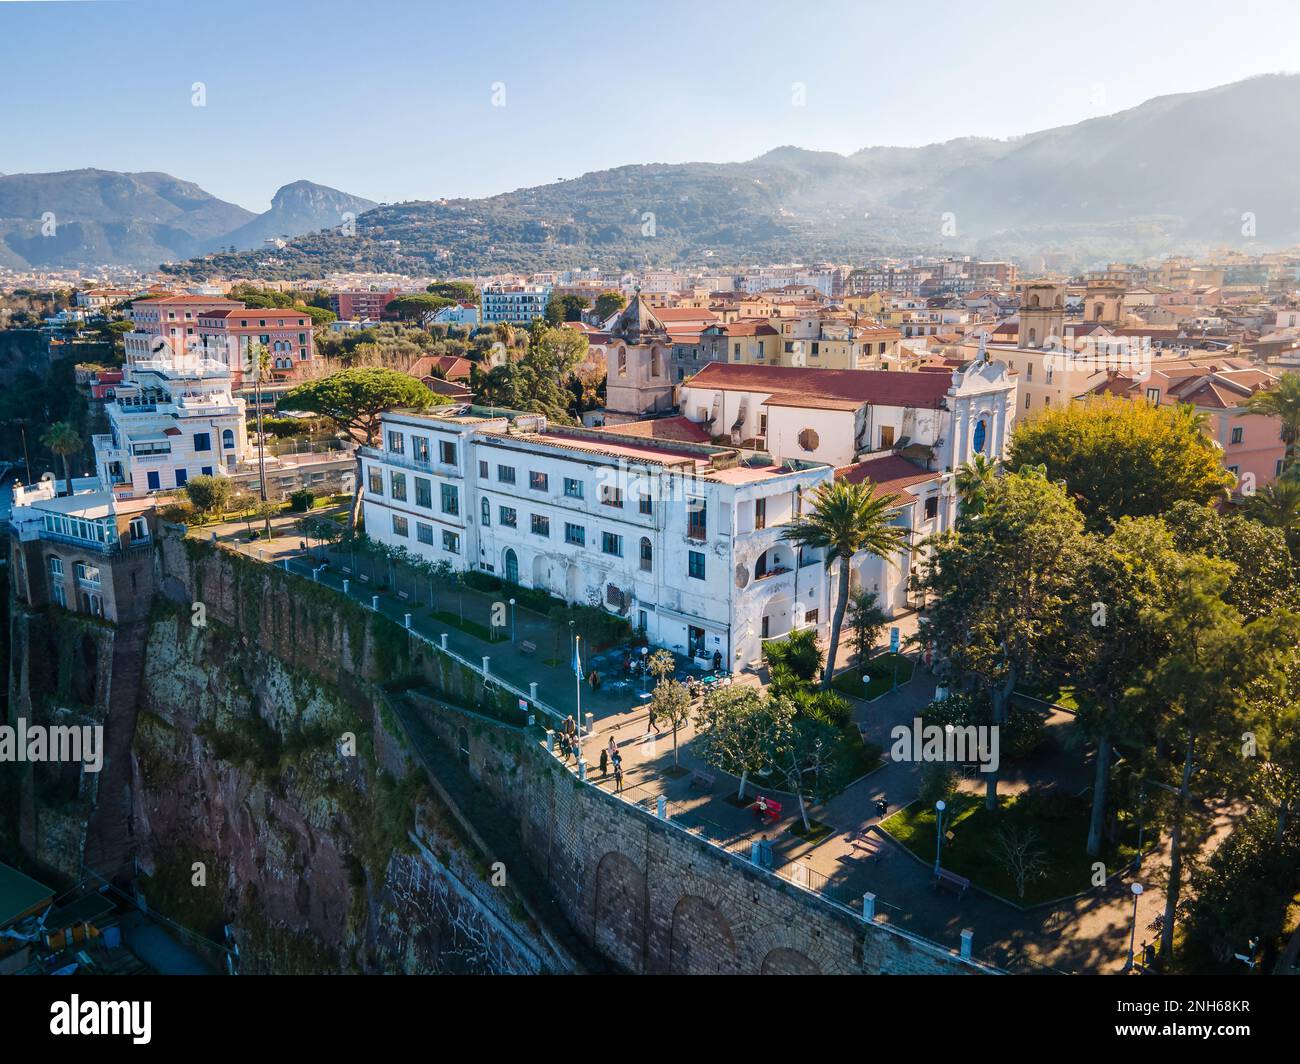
[206,526,1202,973]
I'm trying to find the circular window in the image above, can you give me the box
[797,428,819,452]
[735,562,749,589]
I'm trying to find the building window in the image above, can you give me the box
[564,523,585,546]
[129,516,149,541]
[602,532,623,557]
[531,514,550,537]
[387,430,405,455]
[797,428,819,452]
[1227,465,1240,479]
[442,530,460,554]
[498,464,516,484]
[479,460,489,478]
[601,485,623,508]
[639,493,653,516]
[687,498,707,541]
[412,435,430,463]
[440,483,459,515]
[390,471,407,502]
[563,477,583,499]
[688,551,706,580]
[368,467,384,496]
[804,609,819,625]
[414,477,432,508]
[193,432,211,451]
[924,496,939,521]
[529,471,549,491]
[481,498,490,525]
[639,537,652,571]
[1230,426,1244,445]
[48,556,64,577]
[51,582,67,608]
[417,522,434,545]
[500,506,517,528]
[439,440,457,464]
[755,497,766,529]
[392,515,409,537]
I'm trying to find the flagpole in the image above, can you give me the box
[575,634,583,740]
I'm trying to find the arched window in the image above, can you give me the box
[617,349,628,377]
[481,498,490,525]
[222,428,234,449]
[1027,328,1037,348]
[639,537,652,571]
[1029,294,1040,308]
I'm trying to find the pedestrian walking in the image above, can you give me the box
[875,795,888,818]
[645,706,657,734]
[613,763,624,793]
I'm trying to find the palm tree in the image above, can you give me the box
[781,479,908,688]
[1247,472,1300,555]
[41,422,82,496]
[953,453,997,514]
[1241,373,1300,474]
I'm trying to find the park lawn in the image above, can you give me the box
[787,818,834,843]
[430,610,496,643]
[882,791,1140,907]
[1016,681,1082,712]
[832,653,914,701]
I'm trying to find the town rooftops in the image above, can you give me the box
[682,362,953,408]
[408,354,473,381]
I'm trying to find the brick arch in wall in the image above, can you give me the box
[590,849,649,974]
[668,894,738,974]
[747,919,842,975]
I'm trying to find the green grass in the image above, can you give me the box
[787,818,834,843]
[1016,682,1081,711]
[430,610,496,642]
[832,653,914,700]
[883,790,1140,906]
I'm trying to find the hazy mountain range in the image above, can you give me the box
[0,170,375,271]
[9,75,1300,277]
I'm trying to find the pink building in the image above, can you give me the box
[126,295,317,387]
[1094,361,1286,494]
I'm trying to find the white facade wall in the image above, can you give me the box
[360,412,836,669]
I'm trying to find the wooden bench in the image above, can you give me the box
[519,640,537,656]
[689,769,717,792]
[850,830,888,862]
[934,867,970,899]
[754,798,782,824]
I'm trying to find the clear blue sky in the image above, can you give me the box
[4,0,1300,211]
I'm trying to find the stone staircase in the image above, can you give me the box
[82,621,149,882]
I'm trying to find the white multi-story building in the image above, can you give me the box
[92,355,250,496]
[360,408,844,669]
[481,283,552,325]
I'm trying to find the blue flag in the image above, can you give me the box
[573,638,583,679]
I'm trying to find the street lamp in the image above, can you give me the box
[934,800,946,874]
[1126,883,1144,972]
[509,597,516,644]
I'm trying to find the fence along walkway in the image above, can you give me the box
[262,547,1002,974]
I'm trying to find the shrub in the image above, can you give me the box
[764,628,823,683]
[289,489,315,513]
[917,762,957,807]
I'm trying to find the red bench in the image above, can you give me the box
[753,797,782,824]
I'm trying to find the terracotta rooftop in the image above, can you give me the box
[835,454,939,507]
[594,416,713,444]
[683,362,952,408]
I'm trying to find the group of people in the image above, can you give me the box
[599,736,624,792]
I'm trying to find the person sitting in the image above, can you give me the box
[754,795,769,821]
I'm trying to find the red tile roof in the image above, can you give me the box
[683,362,952,408]
[594,416,713,444]
[409,354,473,381]
[835,454,939,506]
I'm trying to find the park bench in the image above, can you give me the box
[689,769,717,792]
[520,640,537,656]
[754,797,782,824]
[396,590,408,601]
[850,830,889,862]
[934,867,970,899]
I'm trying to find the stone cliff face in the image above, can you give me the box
[6,534,568,974]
